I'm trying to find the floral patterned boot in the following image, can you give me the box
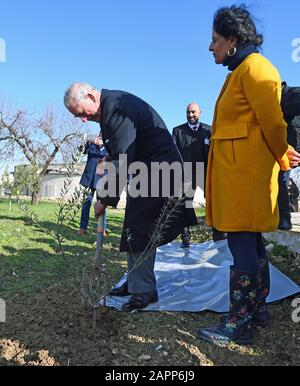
[253,257,270,327]
[198,266,258,345]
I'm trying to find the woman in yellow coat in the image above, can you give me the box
[198,5,300,346]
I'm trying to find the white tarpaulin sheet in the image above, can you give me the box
[105,240,300,312]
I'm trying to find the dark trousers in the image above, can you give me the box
[227,232,266,274]
[80,189,95,230]
[278,170,291,221]
[181,185,226,242]
[127,249,157,293]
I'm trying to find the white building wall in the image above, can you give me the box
[40,174,82,199]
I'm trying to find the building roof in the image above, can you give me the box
[13,162,85,176]
[46,163,85,176]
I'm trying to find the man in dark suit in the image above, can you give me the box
[278,82,300,230]
[64,82,197,311]
[172,103,226,247]
[78,136,107,235]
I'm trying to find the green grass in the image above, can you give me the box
[0,199,125,297]
[271,243,290,258]
[2,199,299,366]
[194,207,206,218]
[0,199,208,299]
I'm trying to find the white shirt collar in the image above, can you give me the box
[188,122,200,131]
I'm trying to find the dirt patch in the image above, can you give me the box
[0,339,57,366]
[1,204,299,366]
[0,282,299,366]
[0,286,117,366]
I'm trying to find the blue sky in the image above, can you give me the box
[0,0,299,135]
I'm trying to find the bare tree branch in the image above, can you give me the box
[0,101,86,204]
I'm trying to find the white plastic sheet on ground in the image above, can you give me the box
[104,240,300,312]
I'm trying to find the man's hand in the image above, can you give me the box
[287,148,300,168]
[90,137,103,146]
[96,156,111,176]
[94,202,107,218]
[96,160,104,176]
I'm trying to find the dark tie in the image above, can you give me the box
[192,126,198,131]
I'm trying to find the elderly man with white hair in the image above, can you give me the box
[64,83,197,311]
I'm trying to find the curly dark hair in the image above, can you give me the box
[213,4,263,47]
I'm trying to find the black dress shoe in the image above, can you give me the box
[278,218,292,230]
[108,281,130,297]
[180,241,190,249]
[212,228,227,242]
[122,290,158,311]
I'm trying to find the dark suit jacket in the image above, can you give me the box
[172,122,211,191]
[281,82,300,152]
[98,89,197,252]
[80,142,107,189]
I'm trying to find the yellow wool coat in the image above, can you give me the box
[206,53,290,232]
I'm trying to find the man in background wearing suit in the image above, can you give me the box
[64,82,197,311]
[172,103,226,247]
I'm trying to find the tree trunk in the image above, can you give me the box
[31,177,42,206]
[31,191,39,206]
